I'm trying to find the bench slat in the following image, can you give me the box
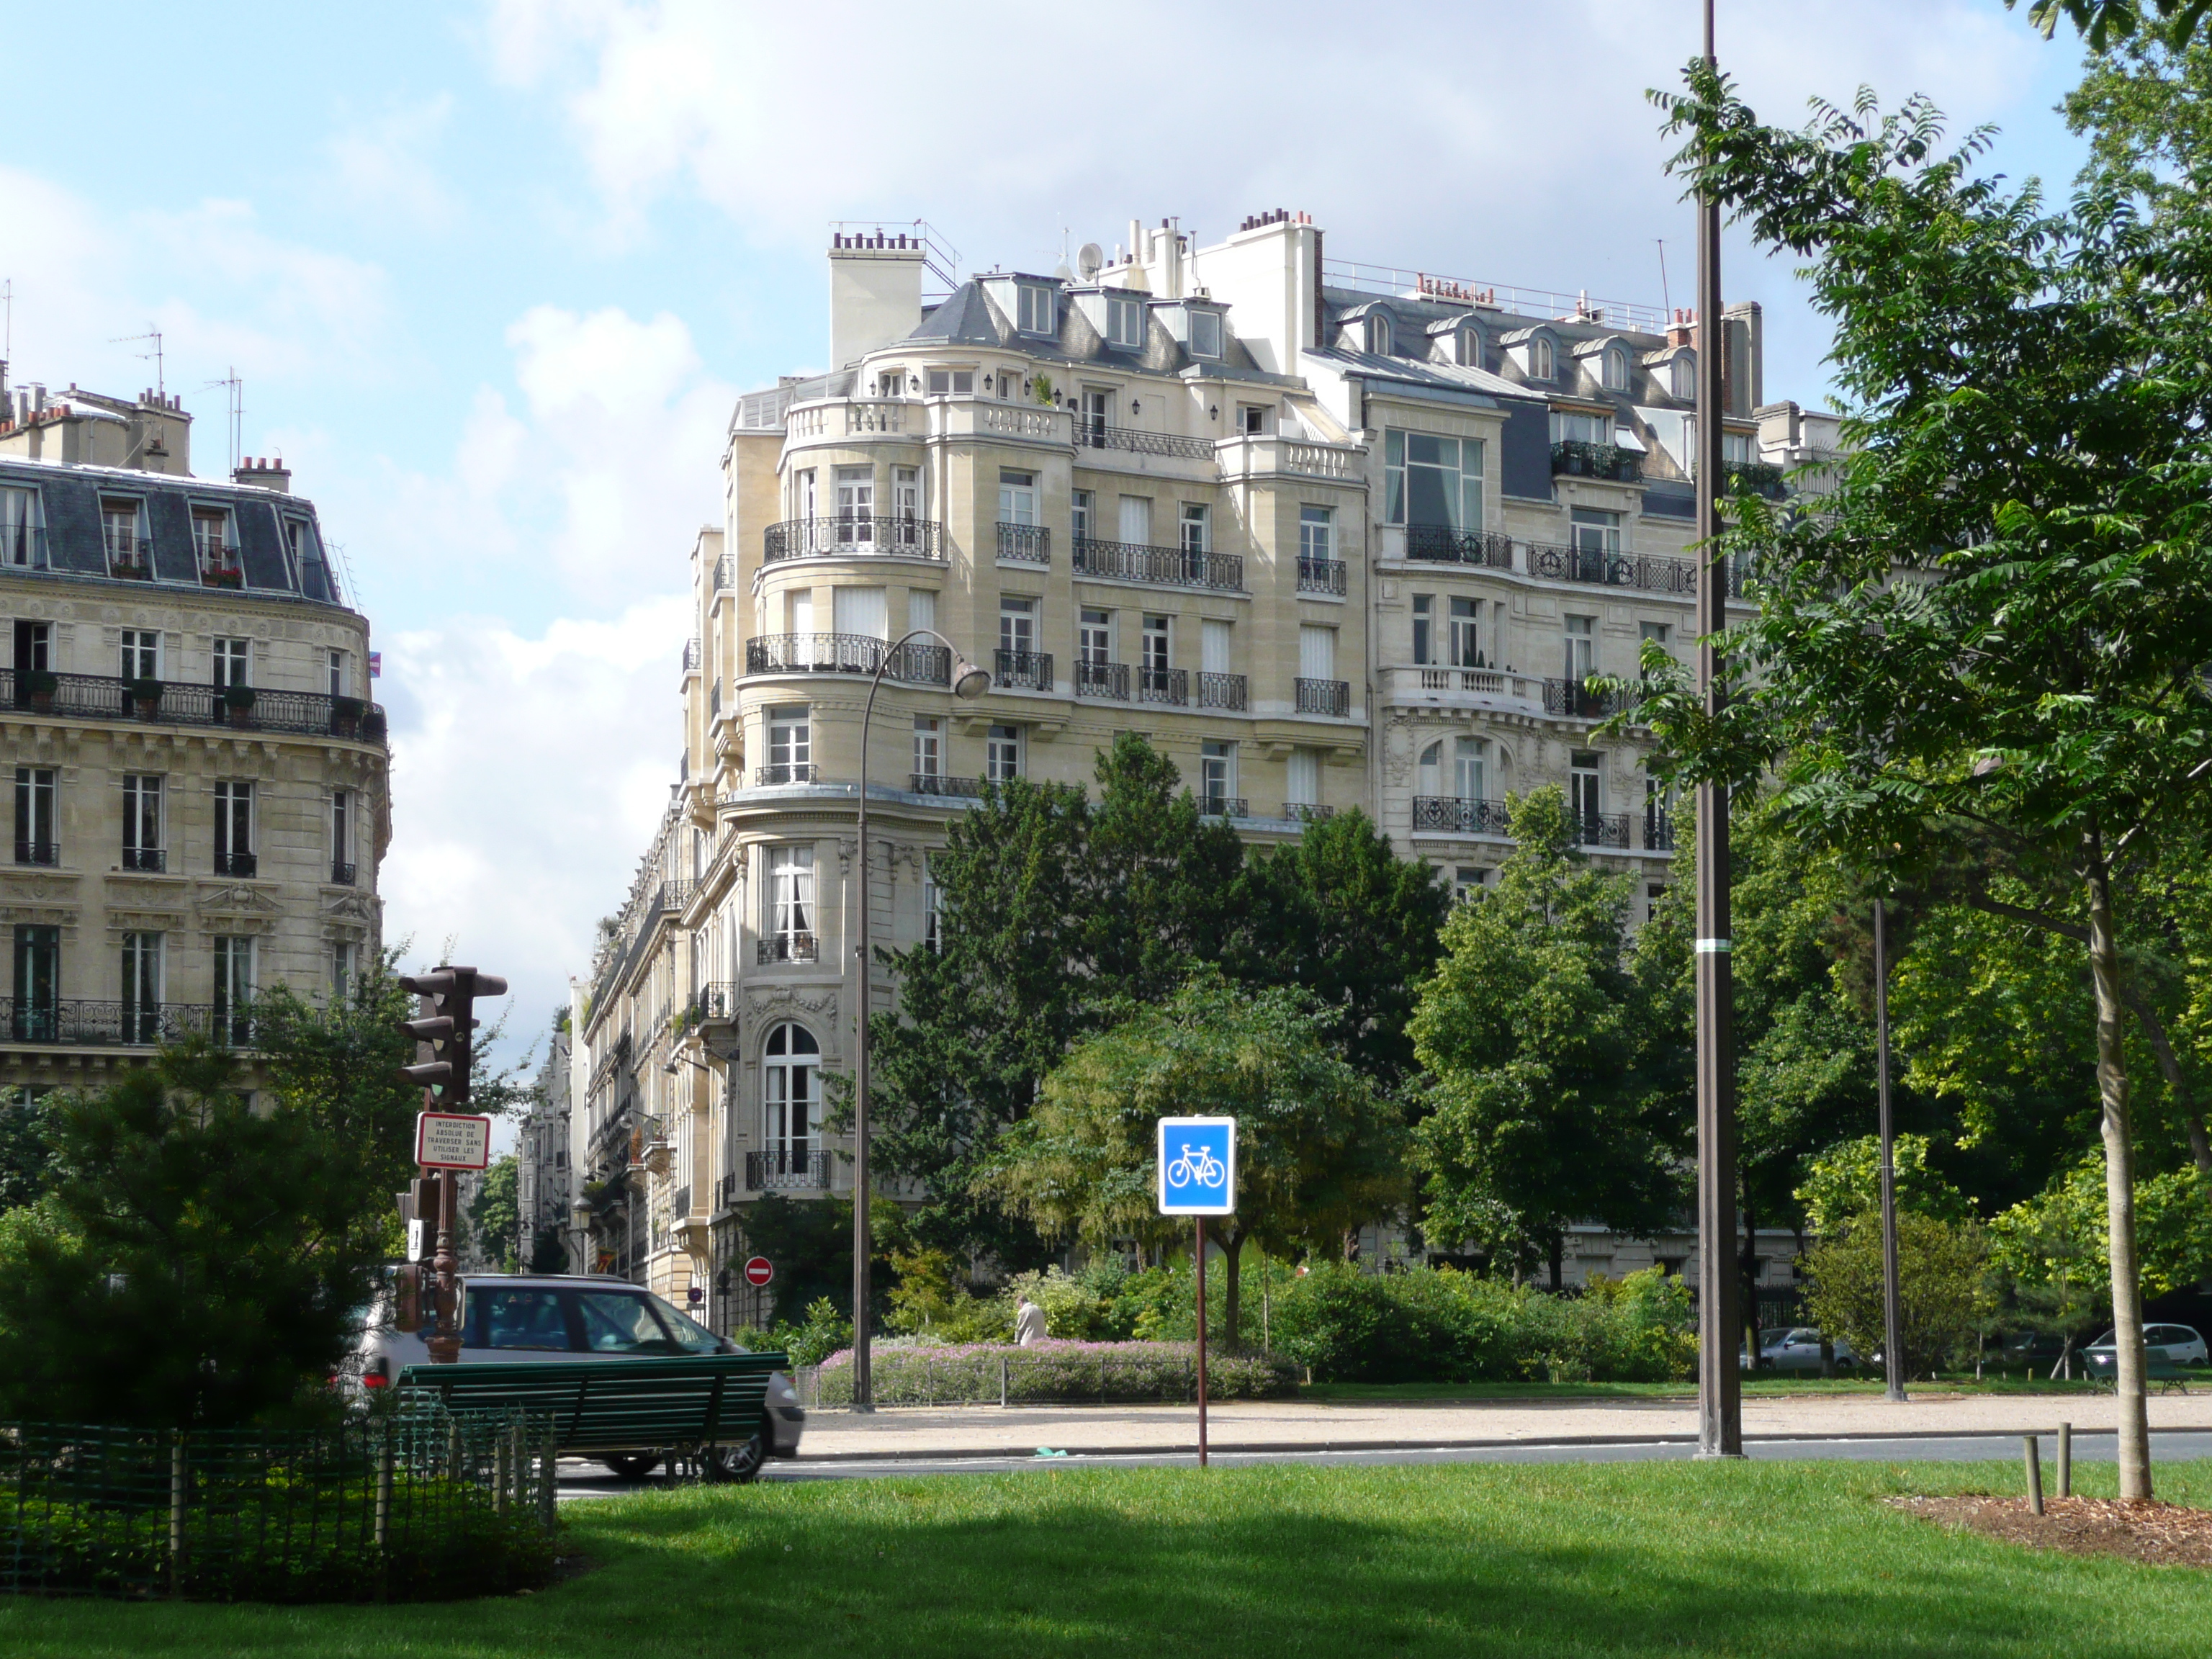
[395,1354,787,1454]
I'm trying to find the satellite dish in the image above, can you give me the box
[1077,242,1105,282]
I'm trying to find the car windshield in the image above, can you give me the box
[647,1295,727,1354]
[2090,1331,2116,1348]
[575,1290,685,1354]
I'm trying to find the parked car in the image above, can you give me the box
[2082,1323,2210,1380]
[1746,1327,1858,1373]
[351,1271,804,1480]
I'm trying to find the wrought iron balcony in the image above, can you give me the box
[1722,459,1789,500]
[993,649,1053,691]
[693,981,737,1023]
[909,773,981,798]
[997,521,1050,564]
[754,763,817,786]
[745,631,950,685]
[757,931,819,965]
[1543,679,1632,719]
[14,840,57,868]
[1550,441,1643,483]
[682,637,701,673]
[213,851,258,878]
[1073,419,1215,460]
[1136,665,1188,706]
[1526,541,1697,595]
[329,861,357,887]
[1645,809,1676,853]
[1196,671,1246,711]
[1577,811,1632,850]
[1405,525,1514,568]
[1295,678,1350,717]
[1071,536,1244,592]
[1284,803,1335,823]
[1412,796,1513,837]
[763,515,945,562]
[122,848,164,873]
[1,669,387,742]
[0,997,248,1048]
[713,553,736,590]
[1200,796,1248,819]
[1296,555,1347,595]
[747,1148,832,1192]
[1075,660,1129,701]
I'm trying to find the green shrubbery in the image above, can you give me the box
[812,1340,1298,1406]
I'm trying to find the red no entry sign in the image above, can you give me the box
[743,1256,774,1287]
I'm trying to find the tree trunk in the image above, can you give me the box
[1741,1176,1761,1366]
[1219,1227,1246,1354]
[2085,841,2152,1501]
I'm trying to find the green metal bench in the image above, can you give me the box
[395,1352,789,1482]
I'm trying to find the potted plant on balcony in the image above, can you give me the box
[20,668,56,713]
[130,676,163,717]
[222,683,257,727]
[361,707,387,744]
[329,694,364,737]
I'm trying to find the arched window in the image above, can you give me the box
[1455,325,1482,368]
[1366,312,1394,356]
[1419,741,1444,798]
[763,1022,819,1159]
[1672,352,1696,400]
[1530,336,1555,380]
[1604,347,1628,391]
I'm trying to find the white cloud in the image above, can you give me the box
[326,95,464,230]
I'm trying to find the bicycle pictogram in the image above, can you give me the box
[1164,1143,1225,1190]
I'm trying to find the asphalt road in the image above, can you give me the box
[553,1429,2212,1498]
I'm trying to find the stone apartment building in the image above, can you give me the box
[0,367,388,1104]
[572,213,1838,1324]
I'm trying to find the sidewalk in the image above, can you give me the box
[795,1390,2212,1461]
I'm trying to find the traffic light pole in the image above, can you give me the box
[398,964,507,1367]
[426,1170,462,1364]
[1693,0,1743,1460]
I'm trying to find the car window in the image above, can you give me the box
[647,1295,727,1354]
[2091,1330,2116,1348]
[574,1290,683,1354]
[1788,1329,1820,1346]
[477,1287,571,1352]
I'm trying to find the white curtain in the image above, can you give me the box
[833,585,887,639]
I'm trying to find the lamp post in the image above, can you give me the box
[851,628,989,1412]
[1874,897,1908,1401]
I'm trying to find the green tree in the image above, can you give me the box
[992,975,1404,1349]
[1992,1156,2212,1303]
[1802,1210,1993,1379]
[0,1091,53,1211]
[470,1154,521,1270]
[1226,807,1451,1084]
[1410,788,1689,1284]
[1651,65,2212,1499]
[2007,0,2212,52]
[1797,1133,1972,1238]
[733,1192,908,1326]
[0,1040,385,1428]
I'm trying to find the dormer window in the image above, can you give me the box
[1530,337,1556,380]
[1190,309,1223,359]
[1017,284,1056,337]
[1107,296,1145,349]
[1364,313,1393,356]
[192,508,240,585]
[102,498,145,569]
[1604,347,1629,391]
[1671,353,1695,400]
[1455,326,1482,368]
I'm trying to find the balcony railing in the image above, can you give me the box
[1200,796,1248,819]
[763,516,945,563]
[14,840,57,868]
[1722,459,1789,500]
[1075,660,1129,701]
[1,669,387,742]
[1576,811,1632,850]
[993,649,1053,691]
[757,932,819,965]
[213,851,258,878]
[693,981,737,1023]
[329,861,357,887]
[1296,556,1347,595]
[1543,679,1632,719]
[1295,678,1350,717]
[1406,525,1514,568]
[1550,441,1643,484]
[1283,803,1335,823]
[1413,796,1512,837]
[755,763,818,786]
[997,521,1050,564]
[122,848,164,873]
[1136,665,1187,706]
[1645,810,1676,853]
[909,773,982,798]
[1074,419,1215,460]
[682,637,701,673]
[0,998,249,1048]
[1196,671,1247,711]
[745,632,951,685]
[1072,536,1244,592]
[713,553,736,590]
[1527,542,1698,595]
[747,1148,832,1192]
[4,525,48,567]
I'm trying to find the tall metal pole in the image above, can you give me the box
[1874,898,1908,1401]
[1195,1215,1209,1468]
[1693,0,1743,1459]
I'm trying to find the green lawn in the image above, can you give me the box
[1298,1375,2114,1402]
[5,1460,2211,1658]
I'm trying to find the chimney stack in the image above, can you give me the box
[233,456,293,494]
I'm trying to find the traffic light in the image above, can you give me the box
[397,965,509,1107]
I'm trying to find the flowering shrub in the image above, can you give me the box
[811,1339,1298,1406]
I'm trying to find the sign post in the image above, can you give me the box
[1157,1116,1236,1469]
[396,963,507,1365]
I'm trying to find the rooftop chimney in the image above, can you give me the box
[233,456,292,494]
[828,230,925,369]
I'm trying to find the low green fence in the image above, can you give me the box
[801,1340,1300,1407]
[0,1407,557,1602]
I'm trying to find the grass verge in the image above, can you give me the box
[1297,1375,2118,1403]
[3,1459,2210,1658]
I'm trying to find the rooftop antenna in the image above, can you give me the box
[202,368,243,472]
[112,325,163,399]
[2,279,12,361]
[1656,240,1672,320]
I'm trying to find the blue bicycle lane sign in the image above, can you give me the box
[1156,1116,1236,1215]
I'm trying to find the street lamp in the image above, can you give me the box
[852,627,988,1412]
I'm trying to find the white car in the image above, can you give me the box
[352,1271,804,1479]
[1745,1327,1858,1373]
[2083,1323,2209,1378]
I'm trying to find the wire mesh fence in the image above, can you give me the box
[0,1406,557,1602]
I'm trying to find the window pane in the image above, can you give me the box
[574,1291,680,1354]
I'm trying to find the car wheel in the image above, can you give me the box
[601,1452,661,1481]
[709,1428,768,1485]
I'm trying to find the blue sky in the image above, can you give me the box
[0,1,2099,1084]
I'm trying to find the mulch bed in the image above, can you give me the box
[1893,1495,2212,1568]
